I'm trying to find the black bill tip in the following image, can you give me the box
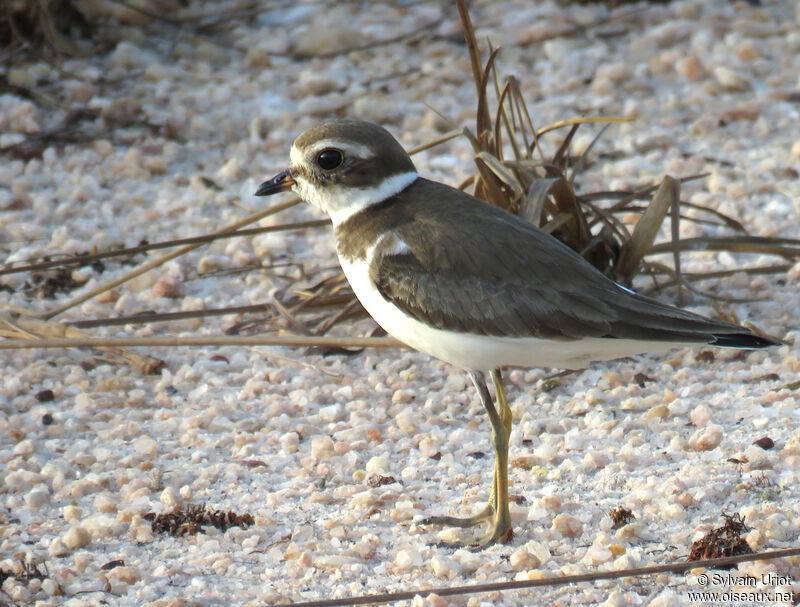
[255,169,295,196]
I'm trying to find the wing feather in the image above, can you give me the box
[366,180,761,344]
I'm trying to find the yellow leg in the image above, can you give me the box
[421,369,514,547]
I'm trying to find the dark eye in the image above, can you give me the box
[316,149,343,171]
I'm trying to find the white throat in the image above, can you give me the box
[293,171,418,226]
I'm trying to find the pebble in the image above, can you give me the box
[394,548,423,571]
[713,66,751,91]
[583,545,613,566]
[552,514,583,538]
[311,436,335,459]
[510,547,542,570]
[430,555,461,578]
[24,487,50,508]
[320,404,346,423]
[365,456,389,474]
[688,424,724,450]
[62,526,92,550]
[160,486,181,508]
[689,404,712,427]
[395,410,418,435]
[133,436,158,457]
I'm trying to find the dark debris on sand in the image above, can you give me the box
[688,512,754,565]
[145,504,255,537]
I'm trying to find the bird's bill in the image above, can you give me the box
[255,169,296,196]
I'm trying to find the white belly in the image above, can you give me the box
[339,257,684,372]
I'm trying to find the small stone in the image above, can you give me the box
[319,404,346,423]
[391,389,414,404]
[133,435,158,457]
[13,439,35,457]
[311,436,335,459]
[542,495,561,512]
[63,505,83,522]
[583,545,613,565]
[452,548,482,574]
[646,404,669,420]
[245,47,272,68]
[62,526,92,550]
[160,486,181,508]
[68,81,96,104]
[280,432,299,452]
[510,547,541,570]
[5,581,31,602]
[713,67,751,91]
[677,492,695,508]
[601,590,630,607]
[689,404,712,427]
[366,456,389,474]
[552,514,582,537]
[616,522,647,540]
[352,537,379,559]
[608,544,626,557]
[217,157,242,180]
[94,493,117,513]
[8,67,36,88]
[395,410,418,435]
[678,55,706,81]
[753,436,774,450]
[735,40,762,61]
[49,537,69,557]
[394,548,422,571]
[297,552,312,567]
[430,555,461,578]
[152,275,184,299]
[290,23,360,57]
[25,487,50,508]
[35,389,55,402]
[688,424,723,450]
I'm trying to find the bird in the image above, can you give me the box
[255,119,779,547]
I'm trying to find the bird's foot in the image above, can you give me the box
[420,504,494,529]
[468,519,513,549]
[421,505,513,548]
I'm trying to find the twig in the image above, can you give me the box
[0,220,329,277]
[537,116,633,138]
[70,303,276,329]
[0,335,403,350]
[276,547,800,607]
[290,18,444,59]
[648,236,800,257]
[37,198,302,320]
[1,316,164,373]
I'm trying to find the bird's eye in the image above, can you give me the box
[316,149,343,171]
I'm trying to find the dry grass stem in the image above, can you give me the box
[37,197,302,320]
[0,335,403,350]
[1,316,164,373]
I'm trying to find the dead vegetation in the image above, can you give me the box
[688,512,753,564]
[609,506,635,529]
[144,504,255,537]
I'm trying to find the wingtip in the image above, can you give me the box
[711,332,782,349]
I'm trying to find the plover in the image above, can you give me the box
[256,119,778,546]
